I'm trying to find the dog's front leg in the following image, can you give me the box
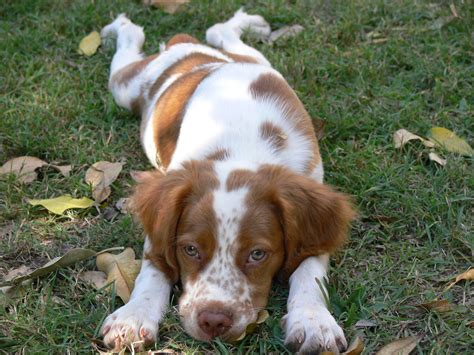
[101,237,171,350]
[283,254,347,354]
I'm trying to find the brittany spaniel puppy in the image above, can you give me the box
[100,9,355,353]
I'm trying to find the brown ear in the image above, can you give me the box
[130,168,192,283]
[259,166,356,279]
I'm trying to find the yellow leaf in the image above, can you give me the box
[28,195,94,215]
[145,0,190,14]
[418,299,452,313]
[235,309,269,341]
[428,127,474,156]
[446,268,474,290]
[393,129,434,149]
[0,156,47,183]
[78,31,101,56]
[85,161,123,203]
[96,248,142,304]
[342,336,365,355]
[376,336,419,355]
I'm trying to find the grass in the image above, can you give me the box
[0,0,472,353]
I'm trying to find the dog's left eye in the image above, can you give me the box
[248,249,266,263]
[184,245,200,258]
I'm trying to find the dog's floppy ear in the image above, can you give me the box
[259,166,356,279]
[131,168,192,283]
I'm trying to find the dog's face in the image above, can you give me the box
[132,161,353,341]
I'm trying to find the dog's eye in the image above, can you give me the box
[248,249,266,263]
[184,245,200,258]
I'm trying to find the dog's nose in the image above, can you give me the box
[198,310,233,338]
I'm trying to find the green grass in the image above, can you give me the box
[0,0,472,353]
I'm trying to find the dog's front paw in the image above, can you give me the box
[101,299,158,351]
[282,306,347,354]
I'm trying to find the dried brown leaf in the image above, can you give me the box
[268,24,304,43]
[446,268,474,290]
[418,299,452,313]
[376,336,419,355]
[51,164,72,177]
[96,248,142,303]
[393,129,434,149]
[85,161,123,203]
[427,152,446,166]
[342,336,365,355]
[0,156,48,183]
[145,0,190,14]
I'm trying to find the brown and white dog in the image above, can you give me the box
[100,10,355,353]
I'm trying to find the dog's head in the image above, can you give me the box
[132,160,354,341]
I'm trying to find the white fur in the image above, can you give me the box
[101,237,171,349]
[282,255,347,353]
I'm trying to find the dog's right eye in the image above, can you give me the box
[184,245,200,258]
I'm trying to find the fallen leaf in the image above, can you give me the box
[51,164,72,177]
[446,268,474,290]
[85,161,123,203]
[28,195,94,215]
[428,152,446,166]
[144,0,190,14]
[0,156,48,183]
[393,129,434,149]
[417,299,452,313]
[0,265,33,305]
[428,127,474,156]
[342,336,365,355]
[0,248,97,287]
[78,31,101,56]
[235,309,269,341]
[96,248,142,303]
[268,24,304,43]
[79,271,108,289]
[376,336,419,355]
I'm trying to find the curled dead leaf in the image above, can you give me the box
[342,336,365,355]
[144,0,190,14]
[85,161,123,203]
[417,299,452,313]
[51,164,72,177]
[446,268,474,290]
[428,152,446,166]
[0,156,48,183]
[78,31,101,56]
[96,248,142,304]
[28,195,94,215]
[376,336,420,355]
[393,129,434,149]
[0,248,97,287]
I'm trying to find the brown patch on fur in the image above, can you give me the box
[249,73,321,173]
[253,165,355,279]
[111,53,159,86]
[259,121,288,152]
[226,169,255,191]
[148,53,227,100]
[206,148,230,161]
[152,67,214,168]
[131,160,219,283]
[220,50,259,64]
[166,33,200,49]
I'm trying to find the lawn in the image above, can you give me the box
[0,0,472,353]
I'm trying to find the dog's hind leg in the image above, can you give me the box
[101,14,155,114]
[206,8,271,66]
